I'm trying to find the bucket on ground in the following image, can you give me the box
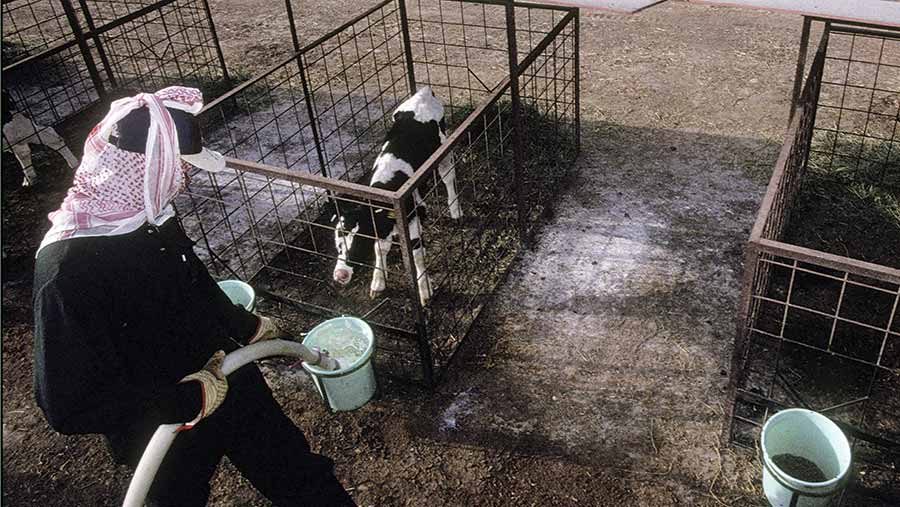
[760,408,852,507]
[217,280,256,312]
[302,317,376,411]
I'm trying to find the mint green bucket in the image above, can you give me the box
[301,317,376,411]
[218,280,256,312]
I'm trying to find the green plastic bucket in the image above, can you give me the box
[301,317,376,412]
[217,280,256,312]
[761,409,852,507]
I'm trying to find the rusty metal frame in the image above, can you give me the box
[183,1,580,386]
[728,18,900,502]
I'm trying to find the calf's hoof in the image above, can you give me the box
[369,280,386,299]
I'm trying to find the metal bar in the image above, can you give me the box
[397,0,418,95]
[735,389,900,451]
[1,38,79,74]
[574,7,581,154]
[223,157,396,202]
[392,198,434,386]
[789,16,811,124]
[77,0,118,88]
[809,17,900,35]
[505,0,526,242]
[723,243,763,443]
[753,238,900,285]
[87,0,179,39]
[59,0,106,99]
[254,287,418,339]
[444,0,578,12]
[200,0,230,82]
[283,0,330,177]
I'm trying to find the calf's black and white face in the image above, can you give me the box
[332,200,383,285]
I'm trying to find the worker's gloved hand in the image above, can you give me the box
[248,315,290,344]
[179,350,228,429]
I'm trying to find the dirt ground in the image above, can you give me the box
[6,1,893,506]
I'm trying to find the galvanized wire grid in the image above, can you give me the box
[2,0,227,184]
[174,0,579,384]
[88,0,225,92]
[2,0,75,64]
[730,21,900,504]
[811,26,900,190]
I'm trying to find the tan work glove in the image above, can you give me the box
[248,315,290,344]
[179,350,228,429]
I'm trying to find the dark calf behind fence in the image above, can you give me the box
[729,20,900,505]
[2,0,227,185]
[174,0,580,386]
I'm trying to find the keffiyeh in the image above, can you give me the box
[38,86,223,254]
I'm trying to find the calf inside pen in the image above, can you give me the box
[331,86,461,306]
[2,90,80,186]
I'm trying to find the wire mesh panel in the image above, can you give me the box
[175,0,580,385]
[2,0,227,188]
[2,0,77,65]
[86,0,227,94]
[730,21,900,505]
[517,7,578,234]
[301,0,409,182]
[810,25,900,191]
[2,0,100,187]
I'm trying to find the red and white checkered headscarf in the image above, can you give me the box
[38,86,220,254]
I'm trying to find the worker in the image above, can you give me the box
[32,86,356,507]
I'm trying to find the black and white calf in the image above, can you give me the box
[331,86,461,306]
[2,90,79,186]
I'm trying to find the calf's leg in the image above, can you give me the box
[408,214,432,307]
[11,143,36,186]
[439,158,461,219]
[36,123,79,168]
[370,234,395,299]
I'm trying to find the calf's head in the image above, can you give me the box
[331,196,393,286]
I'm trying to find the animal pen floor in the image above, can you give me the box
[3,1,898,506]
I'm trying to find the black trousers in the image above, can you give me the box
[144,364,356,507]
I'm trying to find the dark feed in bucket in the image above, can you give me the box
[772,454,828,483]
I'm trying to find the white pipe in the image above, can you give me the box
[122,340,339,507]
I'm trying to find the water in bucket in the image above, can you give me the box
[302,317,376,412]
[321,330,369,370]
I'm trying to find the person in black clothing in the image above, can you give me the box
[32,87,356,507]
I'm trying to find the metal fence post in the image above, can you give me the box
[76,0,118,89]
[59,0,107,100]
[284,0,330,177]
[505,1,526,243]
[574,8,581,155]
[393,198,435,387]
[200,0,230,82]
[788,16,812,125]
[398,0,418,95]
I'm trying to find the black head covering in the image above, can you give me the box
[114,106,203,155]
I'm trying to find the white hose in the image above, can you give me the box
[121,340,339,507]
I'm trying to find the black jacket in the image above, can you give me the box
[33,218,258,462]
